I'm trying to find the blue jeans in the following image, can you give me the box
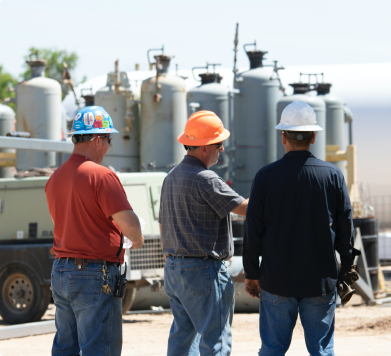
[51,259,122,356]
[259,289,336,356]
[164,256,235,356]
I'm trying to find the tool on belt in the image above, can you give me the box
[101,233,127,299]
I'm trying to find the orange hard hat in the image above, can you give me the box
[177,111,230,146]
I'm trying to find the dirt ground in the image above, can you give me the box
[1,301,391,356]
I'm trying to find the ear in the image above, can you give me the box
[311,132,316,144]
[282,132,287,145]
[200,146,207,154]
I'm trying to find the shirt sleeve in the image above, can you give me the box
[96,173,133,218]
[199,175,245,219]
[243,171,264,280]
[334,173,356,266]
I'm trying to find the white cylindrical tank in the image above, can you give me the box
[187,72,230,181]
[316,83,346,174]
[0,104,15,178]
[95,72,140,172]
[15,57,62,170]
[233,49,283,197]
[276,83,326,160]
[140,55,187,172]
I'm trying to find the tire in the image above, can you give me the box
[0,266,51,324]
[122,287,137,315]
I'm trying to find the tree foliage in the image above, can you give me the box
[0,65,17,111]
[21,47,79,83]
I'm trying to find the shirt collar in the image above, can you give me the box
[283,150,315,159]
[182,155,207,169]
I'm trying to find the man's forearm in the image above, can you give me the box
[232,198,249,216]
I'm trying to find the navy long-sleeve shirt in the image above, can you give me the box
[243,150,355,298]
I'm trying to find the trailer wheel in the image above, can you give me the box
[122,287,137,315]
[0,266,51,324]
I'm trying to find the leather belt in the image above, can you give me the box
[166,255,217,260]
[57,257,120,270]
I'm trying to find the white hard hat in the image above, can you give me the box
[275,101,323,131]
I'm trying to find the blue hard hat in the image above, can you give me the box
[67,106,119,135]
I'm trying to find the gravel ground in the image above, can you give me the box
[1,300,391,356]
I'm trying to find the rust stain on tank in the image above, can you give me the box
[22,114,28,132]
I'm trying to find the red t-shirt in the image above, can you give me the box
[45,154,132,263]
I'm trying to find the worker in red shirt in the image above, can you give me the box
[46,106,144,356]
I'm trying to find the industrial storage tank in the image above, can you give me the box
[233,44,283,197]
[0,104,15,178]
[140,49,187,172]
[276,82,326,160]
[315,82,346,174]
[15,53,62,170]
[95,61,140,172]
[187,64,230,181]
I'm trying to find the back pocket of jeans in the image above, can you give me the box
[180,266,210,296]
[69,275,101,307]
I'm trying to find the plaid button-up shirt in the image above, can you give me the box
[159,155,245,260]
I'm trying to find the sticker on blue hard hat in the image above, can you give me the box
[83,113,94,127]
[103,112,109,119]
[74,121,83,130]
[74,113,82,121]
[94,121,102,128]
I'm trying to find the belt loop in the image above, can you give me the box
[66,257,69,264]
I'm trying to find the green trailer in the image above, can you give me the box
[0,172,166,324]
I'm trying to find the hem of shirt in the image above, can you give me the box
[105,206,133,219]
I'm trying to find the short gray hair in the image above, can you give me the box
[183,145,199,151]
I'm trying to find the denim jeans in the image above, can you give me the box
[164,256,235,356]
[51,259,122,356]
[259,289,336,356]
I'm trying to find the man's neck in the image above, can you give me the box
[284,146,311,153]
[72,146,98,163]
[187,152,209,168]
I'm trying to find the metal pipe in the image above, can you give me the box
[344,106,354,145]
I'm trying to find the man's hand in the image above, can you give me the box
[245,279,260,298]
[339,265,359,285]
[112,210,144,249]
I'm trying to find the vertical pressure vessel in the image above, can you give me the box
[233,50,282,197]
[316,83,346,174]
[95,71,140,172]
[0,104,15,178]
[276,83,326,161]
[140,55,187,172]
[187,72,230,180]
[15,56,62,170]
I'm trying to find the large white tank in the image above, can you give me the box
[233,47,283,197]
[316,83,346,174]
[95,71,140,172]
[187,69,231,181]
[0,104,15,178]
[15,55,62,170]
[276,83,326,160]
[140,54,187,172]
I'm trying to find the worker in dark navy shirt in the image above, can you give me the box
[243,101,359,356]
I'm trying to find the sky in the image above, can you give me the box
[0,0,390,199]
